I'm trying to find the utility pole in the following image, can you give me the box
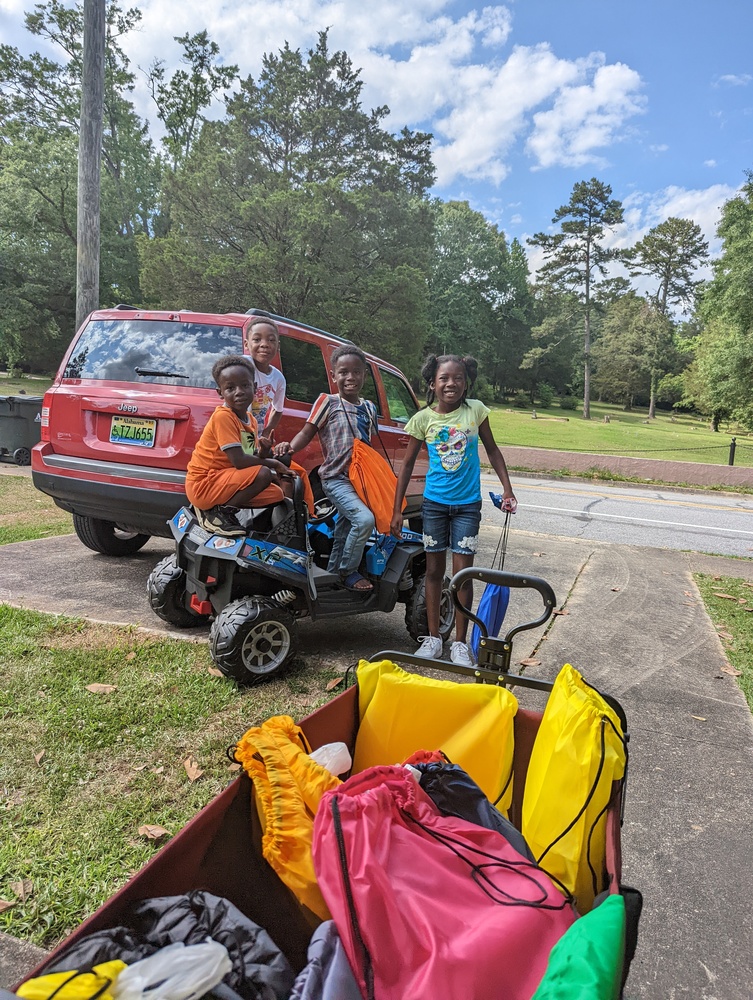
[75,0,106,331]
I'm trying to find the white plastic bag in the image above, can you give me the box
[112,939,232,1000]
[309,741,352,776]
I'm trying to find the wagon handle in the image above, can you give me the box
[450,568,556,645]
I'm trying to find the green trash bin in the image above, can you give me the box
[0,395,44,465]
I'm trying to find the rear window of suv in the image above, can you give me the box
[62,319,241,388]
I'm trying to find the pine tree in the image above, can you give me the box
[528,179,623,419]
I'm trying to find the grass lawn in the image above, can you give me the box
[0,475,73,545]
[486,400,753,468]
[0,373,53,397]
[0,606,341,946]
[694,574,753,713]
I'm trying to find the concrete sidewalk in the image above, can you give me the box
[515,540,753,999]
[1,528,752,997]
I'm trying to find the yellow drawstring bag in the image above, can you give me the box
[522,663,627,913]
[234,715,340,920]
[16,961,126,1000]
[354,658,518,814]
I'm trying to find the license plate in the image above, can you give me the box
[109,416,156,448]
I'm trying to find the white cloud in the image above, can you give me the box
[649,143,669,153]
[477,5,513,46]
[704,159,717,167]
[355,13,512,126]
[524,239,546,279]
[716,73,752,87]
[527,60,645,169]
[617,183,741,285]
[431,43,586,184]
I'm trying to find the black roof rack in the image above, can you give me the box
[113,303,137,310]
[242,308,352,345]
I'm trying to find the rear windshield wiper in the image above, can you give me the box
[134,367,190,378]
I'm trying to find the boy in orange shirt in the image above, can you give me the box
[186,355,295,537]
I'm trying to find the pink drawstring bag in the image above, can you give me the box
[313,766,577,1000]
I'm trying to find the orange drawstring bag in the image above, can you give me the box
[349,438,405,534]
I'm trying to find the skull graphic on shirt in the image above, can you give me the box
[431,424,467,472]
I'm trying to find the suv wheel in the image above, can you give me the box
[210,597,298,684]
[147,555,207,629]
[73,514,150,556]
[405,574,455,642]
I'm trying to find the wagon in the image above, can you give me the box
[16,570,641,998]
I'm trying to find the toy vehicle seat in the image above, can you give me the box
[236,477,308,550]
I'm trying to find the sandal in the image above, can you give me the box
[341,571,373,592]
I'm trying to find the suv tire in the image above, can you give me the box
[210,597,298,684]
[147,554,207,629]
[73,514,150,556]
[405,573,455,642]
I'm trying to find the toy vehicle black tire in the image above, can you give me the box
[405,574,455,642]
[12,447,31,466]
[210,597,298,684]
[147,554,206,629]
[73,514,151,556]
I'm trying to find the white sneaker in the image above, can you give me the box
[415,635,443,659]
[450,641,475,667]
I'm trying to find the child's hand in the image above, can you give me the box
[258,433,273,452]
[269,459,296,478]
[501,495,517,514]
[390,513,404,539]
[273,442,293,457]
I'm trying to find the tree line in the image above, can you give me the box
[1,3,751,429]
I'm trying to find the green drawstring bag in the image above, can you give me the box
[532,893,625,999]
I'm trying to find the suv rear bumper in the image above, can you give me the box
[32,445,186,537]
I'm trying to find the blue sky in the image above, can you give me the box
[1,0,750,272]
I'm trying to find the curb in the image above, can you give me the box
[0,932,46,990]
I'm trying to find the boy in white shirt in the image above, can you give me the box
[244,314,316,515]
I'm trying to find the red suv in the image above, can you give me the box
[33,307,426,555]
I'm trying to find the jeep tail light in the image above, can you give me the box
[40,392,53,441]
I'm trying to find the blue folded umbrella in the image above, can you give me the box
[470,495,511,659]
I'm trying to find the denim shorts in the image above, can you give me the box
[421,498,482,555]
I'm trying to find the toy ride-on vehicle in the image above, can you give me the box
[146,479,453,683]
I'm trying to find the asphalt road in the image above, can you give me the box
[4,463,751,557]
[491,474,753,558]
